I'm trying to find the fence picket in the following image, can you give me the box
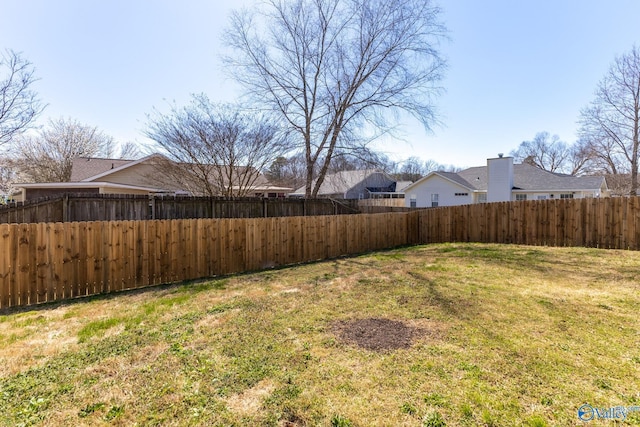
[3,199,640,309]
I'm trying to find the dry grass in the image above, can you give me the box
[1,243,640,426]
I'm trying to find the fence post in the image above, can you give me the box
[62,194,69,223]
[149,196,155,220]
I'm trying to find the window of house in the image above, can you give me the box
[410,195,416,208]
[537,195,547,200]
[477,193,487,203]
[516,194,527,201]
[560,193,574,199]
[431,194,439,207]
[455,192,468,196]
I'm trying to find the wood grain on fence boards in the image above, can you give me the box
[0,213,415,309]
[416,197,640,250]
[3,197,640,310]
[0,195,360,224]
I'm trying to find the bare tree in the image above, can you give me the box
[577,134,625,175]
[510,132,575,174]
[145,95,288,197]
[327,148,392,173]
[397,156,426,182]
[579,46,640,194]
[0,50,45,147]
[224,0,446,197]
[563,138,592,176]
[265,153,308,190]
[0,156,21,201]
[12,117,117,182]
[116,141,141,160]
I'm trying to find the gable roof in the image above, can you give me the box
[405,164,607,193]
[69,154,293,197]
[290,169,392,196]
[76,153,164,182]
[70,157,135,181]
[403,170,477,193]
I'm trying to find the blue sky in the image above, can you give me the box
[2,0,639,169]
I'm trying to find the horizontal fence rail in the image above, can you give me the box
[2,197,640,310]
[0,213,419,309]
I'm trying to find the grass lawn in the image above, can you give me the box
[1,243,640,426]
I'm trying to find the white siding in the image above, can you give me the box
[405,175,473,207]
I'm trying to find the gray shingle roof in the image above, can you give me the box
[438,170,478,190]
[291,169,386,196]
[454,164,605,191]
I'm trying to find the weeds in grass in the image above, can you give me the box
[400,402,418,415]
[1,244,639,426]
[459,403,473,419]
[77,402,105,418]
[422,410,446,427]
[424,393,447,407]
[104,405,124,421]
[331,414,354,426]
[77,317,121,342]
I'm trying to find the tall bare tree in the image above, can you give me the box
[579,46,640,194]
[12,117,118,182]
[510,132,591,176]
[145,95,288,197]
[0,50,45,148]
[510,132,571,173]
[224,0,446,197]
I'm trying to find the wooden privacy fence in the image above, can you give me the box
[417,196,640,249]
[0,212,419,309]
[3,196,640,310]
[0,194,360,224]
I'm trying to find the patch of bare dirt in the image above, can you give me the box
[333,318,419,352]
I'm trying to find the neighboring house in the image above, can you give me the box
[404,155,609,208]
[15,154,292,201]
[289,169,406,199]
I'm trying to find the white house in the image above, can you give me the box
[404,155,610,208]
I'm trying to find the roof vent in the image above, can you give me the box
[498,153,504,158]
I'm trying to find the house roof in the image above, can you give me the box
[459,164,606,192]
[405,164,607,193]
[70,157,137,181]
[290,169,390,196]
[394,181,414,192]
[77,154,164,182]
[437,171,477,190]
[69,154,292,196]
